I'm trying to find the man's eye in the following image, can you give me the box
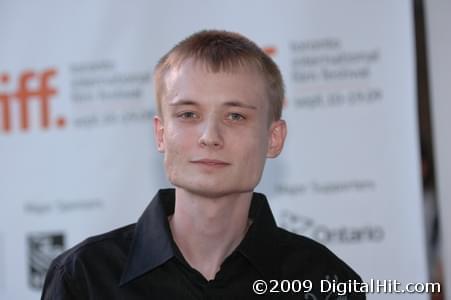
[227,113,245,121]
[178,112,198,119]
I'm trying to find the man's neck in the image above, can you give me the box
[168,188,253,281]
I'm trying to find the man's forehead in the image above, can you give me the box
[167,57,263,78]
[168,98,258,110]
[165,76,267,104]
[164,59,266,93]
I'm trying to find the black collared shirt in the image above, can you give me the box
[42,189,365,299]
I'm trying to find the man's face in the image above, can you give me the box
[154,59,286,198]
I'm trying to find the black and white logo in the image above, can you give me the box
[28,233,65,289]
[279,210,384,244]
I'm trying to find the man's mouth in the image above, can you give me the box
[190,159,230,166]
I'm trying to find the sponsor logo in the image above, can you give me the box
[0,69,65,133]
[279,210,384,244]
[28,233,65,289]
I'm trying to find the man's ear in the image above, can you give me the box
[153,115,165,153]
[267,120,287,158]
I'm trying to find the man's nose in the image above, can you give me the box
[198,117,224,149]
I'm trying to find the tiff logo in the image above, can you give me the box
[0,69,66,133]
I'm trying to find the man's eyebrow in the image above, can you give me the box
[168,99,199,106]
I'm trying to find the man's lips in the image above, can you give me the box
[190,159,230,166]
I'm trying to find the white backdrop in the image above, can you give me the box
[0,1,428,299]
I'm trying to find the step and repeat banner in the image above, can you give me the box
[0,0,428,299]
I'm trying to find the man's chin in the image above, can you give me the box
[172,182,254,199]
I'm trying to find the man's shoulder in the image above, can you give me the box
[274,226,362,281]
[51,223,136,272]
[42,224,138,299]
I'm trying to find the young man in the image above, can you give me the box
[42,30,365,299]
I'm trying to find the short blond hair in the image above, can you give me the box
[153,30,285,121]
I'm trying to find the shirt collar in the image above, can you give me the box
[119,189,281,286]
[236,192,282,278]
[119,189,175,286]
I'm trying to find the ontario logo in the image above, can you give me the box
[279,210,384,244]
[0,68,66,133]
